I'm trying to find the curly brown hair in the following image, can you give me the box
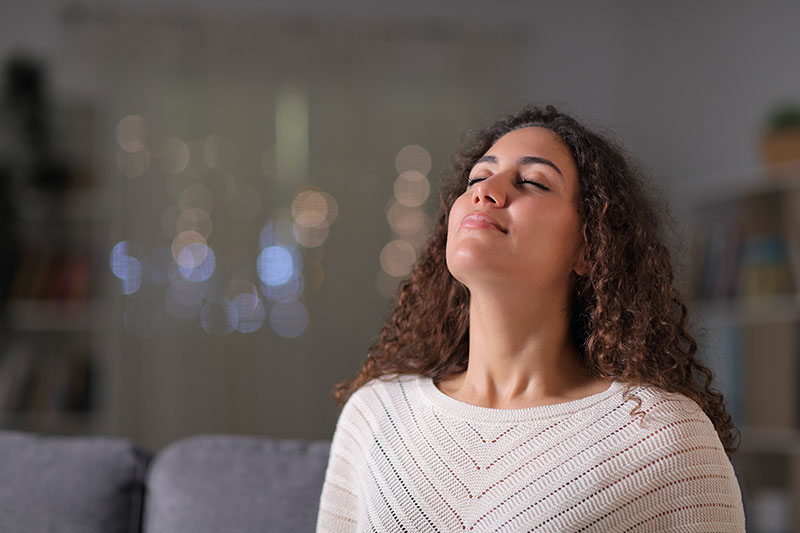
[334,104,739,456]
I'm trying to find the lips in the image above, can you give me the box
[460,212,507,233]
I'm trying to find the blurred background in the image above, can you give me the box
[1,1,800,530]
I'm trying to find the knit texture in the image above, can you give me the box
[316,374,745,532]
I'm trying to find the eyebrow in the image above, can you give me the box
[474,154,563,177]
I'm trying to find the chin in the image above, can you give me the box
[446,247,502,288]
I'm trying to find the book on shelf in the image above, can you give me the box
[782,188,800,298]
[704,324,744,427]
[5,248,91,303]
[0,343,95,417]
[737,234,795,299]
[0,342,35,414]
[691,187,799,303]
[694,219,744,301]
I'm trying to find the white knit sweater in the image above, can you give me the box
[316,374,745,532]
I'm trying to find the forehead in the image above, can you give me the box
[486,126,572,161]
[483,127,579,185]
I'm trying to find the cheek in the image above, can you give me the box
[446,196,467,239]
[445,211,458,262]
[444,200,466,273]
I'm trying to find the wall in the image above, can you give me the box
[2,0,799,451]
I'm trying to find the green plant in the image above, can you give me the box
[767,102,800,132]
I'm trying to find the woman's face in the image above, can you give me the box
[445,126,586,294]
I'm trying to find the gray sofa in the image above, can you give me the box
[0,431,331,533]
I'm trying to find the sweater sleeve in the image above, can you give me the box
[316,396,364,532]
[618,400,747,532]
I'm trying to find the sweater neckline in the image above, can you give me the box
[415,376,625,423]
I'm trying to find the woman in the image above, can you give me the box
[316,105,746,532]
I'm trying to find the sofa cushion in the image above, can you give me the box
[0,431,150,533]
[143,435,330,533]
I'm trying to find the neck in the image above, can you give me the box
[450,285,597,409]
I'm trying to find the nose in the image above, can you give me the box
[471,175,506,207]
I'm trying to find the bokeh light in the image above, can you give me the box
[110,241,134,279]
[116,148,150,178]
[289,188,338,247]
[260,213,298,247]
[171,231,207,266]
[121,267,142,295]
[386,200,427,236]
[395,144,431,175]
[230,293,266,333]
[259,220,278,249]
[380,239,416,277]
[269,301,309,338]
[224,277,259,303]
[110,241,143,295]
[261,273,304,303]
[293,224,329,248]
[257,245,296,286]
[291,190,329,228]
[159,137,190,174]
[393,170,430,207]
[321,191,338,226]
[116,115,147,153]
[177,243,215,282]
[275,210,299,245]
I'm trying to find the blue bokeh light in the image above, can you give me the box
[178,243,216,282]
[230,293,266,334]
[257,245,295,286]
[110,241,143,295]
[269,300,309,338]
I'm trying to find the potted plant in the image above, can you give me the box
[762,102,800,174]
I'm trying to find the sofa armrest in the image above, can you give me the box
[0,431,150,533]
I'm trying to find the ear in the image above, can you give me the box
[573,244,588,277]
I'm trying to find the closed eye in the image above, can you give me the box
[467,177,549,190]
[519,179,549,191]
[466,176,550,192]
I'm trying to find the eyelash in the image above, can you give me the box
[466,177,549,191]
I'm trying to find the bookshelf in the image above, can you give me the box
[686,167,800,531]
[0,59,104,436]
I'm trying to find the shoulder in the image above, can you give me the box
[607,384,746,529]
[337,374,422,426]
[617,382,729,459]
[346,373,418,403]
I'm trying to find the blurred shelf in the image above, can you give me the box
[679,161,800,209]
[4,299,108,332]
[16,187,108,223]
[739,426,800,456]
[696,293,800,325]
[0,411,98,435]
